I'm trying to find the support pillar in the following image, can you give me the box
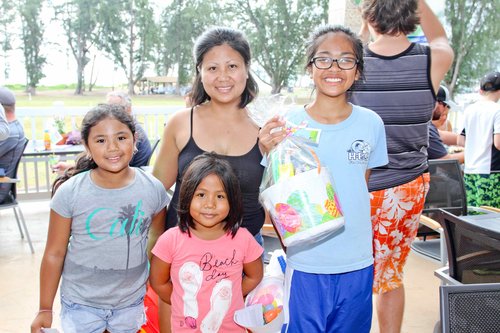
[328,0,363,33]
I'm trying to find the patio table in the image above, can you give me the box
[22,141,84,157]
[0,176,20,183]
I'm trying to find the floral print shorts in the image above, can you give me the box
[370,173,430,294]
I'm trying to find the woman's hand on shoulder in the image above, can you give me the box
[258,115,286,154]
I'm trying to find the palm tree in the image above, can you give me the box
[118,203,137,270]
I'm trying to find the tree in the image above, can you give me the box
[54,0,100,95]
[445,0,500,95]
[19,0,46,93]
[0,0,16,80]
[229,0,328,94]
[96,0,158,95]
[156,0,223,92]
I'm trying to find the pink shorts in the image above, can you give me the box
[370,173,430,294]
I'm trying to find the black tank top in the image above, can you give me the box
[165,108,265,235]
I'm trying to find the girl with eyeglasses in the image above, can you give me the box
[260,25,388,332]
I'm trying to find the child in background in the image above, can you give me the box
[31,104,169,333]
[260,25,388,332]
[150,152,263,332]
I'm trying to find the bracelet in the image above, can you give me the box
[36,309,54,315]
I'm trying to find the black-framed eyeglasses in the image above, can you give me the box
[310,56,358,70]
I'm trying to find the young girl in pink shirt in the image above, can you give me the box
[150,152,263,332]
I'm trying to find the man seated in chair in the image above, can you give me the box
[0,86,26,203]
[428,86,464,164]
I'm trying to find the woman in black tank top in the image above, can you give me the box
[165,107,265,236]
[151,27,266,333]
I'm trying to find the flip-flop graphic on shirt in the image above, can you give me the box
[179,261,203,329]
[200,279,233,332]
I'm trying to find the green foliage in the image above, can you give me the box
[227,0,328,93]
[95,0,158,95]
[54,116,66,134]
[156,0,224,89]
[53,0,101,95]
[19,0,46,90]
[0,0,16,79]
[445,0,500,94]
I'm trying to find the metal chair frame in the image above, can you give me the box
[0,138,34,253]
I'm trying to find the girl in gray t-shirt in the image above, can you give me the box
[31,104,169,333]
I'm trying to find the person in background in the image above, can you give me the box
[152,27,264,332]
[31,104,168,333]
[0,86,26,203]
[0,104,9,140]
[106,91,152,167]
[433,86,454,132]
[458,71,500,208]
[428,86,464,163]
[351,1,454,332]
[433,85,461,146]
[150,152,263,332]
[53,91,153,173]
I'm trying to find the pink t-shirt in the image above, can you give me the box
[152,227,263,332]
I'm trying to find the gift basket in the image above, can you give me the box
[234,250,286,333]
[253,96,344,247]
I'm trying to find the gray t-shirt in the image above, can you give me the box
[51,168,169,308]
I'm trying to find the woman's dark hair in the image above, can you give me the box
[305,25,365,81]
[362,0,420,36]
[178,152,243,237]
[51,103,136,194]
[191,27,258,108]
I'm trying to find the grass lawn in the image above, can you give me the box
[13,87,186,107]
[10,86,313,108]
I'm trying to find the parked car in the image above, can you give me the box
[152,86,175,94]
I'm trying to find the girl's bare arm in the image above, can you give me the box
[242,257,264,296]
[31,210,71,333]
[150,255,173,305]
[147,208,167,259]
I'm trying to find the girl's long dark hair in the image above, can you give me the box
[178,152,243,238]
[51,103,136,195]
